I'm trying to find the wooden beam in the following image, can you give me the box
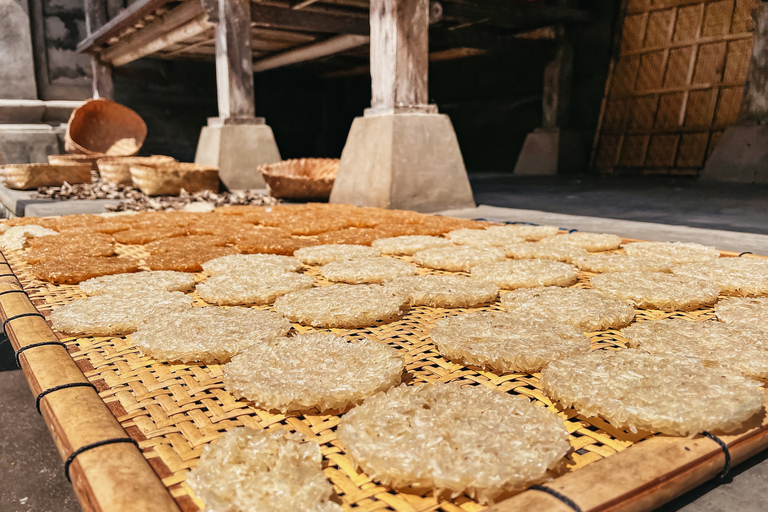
[100,1,209,66]
[251,4,369,36]
[253,34,369,72]
[438,1,588,33]
[369,0,433,115]
[84,0,114,99]
[542,37,573,128]
[216,0,256,121]
[78,0,170,53]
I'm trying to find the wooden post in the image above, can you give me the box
[542,34,573,129]
[368,0,436,115]
[214,0,257,123]
[84,0,114,100]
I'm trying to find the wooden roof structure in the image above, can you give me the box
[78,0,589,73]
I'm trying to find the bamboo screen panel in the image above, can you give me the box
[592,0,757,175]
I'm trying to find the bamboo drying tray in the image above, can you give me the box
[2,219,768,512]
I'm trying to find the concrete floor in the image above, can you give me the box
[2,174,768,512]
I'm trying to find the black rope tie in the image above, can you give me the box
[0,289,29,298]
[0,273,17,279]
[3,312,46,336]
[14,341,67,367]
[702,431,731,480]
[36,382,97,414]
[568,229,579,234]
[64,438,139,482]
[529,485,584,512]
[738,252,753,257]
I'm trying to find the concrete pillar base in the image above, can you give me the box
[194,121,280,190]
[513,128,584,175]
[329,113,475,213]
[701,125,768,184]
[0,125,62,164]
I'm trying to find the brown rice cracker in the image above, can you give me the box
[471,259,578,289]
[541,349,764,436]
[197,273,314,306]
[79,270,195,295]
[501,287,635,331]
[540,232,622,251]
[672,258,768,296]
[336,382,569,504]
[145,247,239,272]
[144,235,230,254]
[623,241,720,263]
[716,297,768,328]
[223,332,404,412]
[431,311,590,373]
[412,246,505,272]
[274,284,408,328]
[130,307,290,363]
[24,232,115,263]
[384,275,498,308]
[590,271,719,311]
[236,236,320,255]
[50,290,193,336]
[319,257,417,284]
[294,244,379,265]
[33,256,139,284]
[113,226,187,245]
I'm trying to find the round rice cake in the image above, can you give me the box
[590,271,719,311]
[113,227,187,245]
[144,234,230,254]
[33,256,140,284]
[236,236,320,255]
[623,241,719,263]
[540,349,764,436]
[412,246,505,272]
[504,242,587,263]
[0,225,59,251]
[540,232,622,251]
[79,271,195,295]
[294,244,379,265]
[24,232,115,263]
[446,228,524,247]
[372,235,453,255]
[197,272,314,305]
[336,382,570,504]
[501,287,635,331]
[716,297,768,328]
[384,275,498,308]
[223,332,404,412]
[485,224,560,241]
[573,254,672,273]
[622,318,768,379]
[319,257,417,284]
[431,311,590,372]
[471,259,578,289]
[50,290,193,336]
[187,428,341,512]
[274,284,407,328]
[671,258,768,296]
[145,247,238,272]
[130,307,291,363]
[202,253,301,275]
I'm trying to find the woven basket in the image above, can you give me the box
[0,163,92,190]
[259,158,339,200]
[130,162,219,196]
[65,99,147,156]
[96,155,176,186]
[48,153,105,171]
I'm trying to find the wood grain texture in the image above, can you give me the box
[84,0,114,99]
[215,0,256,121]
[370,0,430,113]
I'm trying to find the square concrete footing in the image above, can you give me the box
[329,113,475,212]
[0,124,62,164]
[194,122,280,190]
[701,125,768,183]
[513,128,584,175]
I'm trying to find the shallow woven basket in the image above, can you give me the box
[97,155,176,186]
[65,99,147,156]
[0,163,92,190]
[259,158,339,200]
[48,153,105,171]
[130,162,219,196]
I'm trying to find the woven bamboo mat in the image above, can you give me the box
[4,241,733,512]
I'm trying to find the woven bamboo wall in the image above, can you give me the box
[592,0,757,175]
